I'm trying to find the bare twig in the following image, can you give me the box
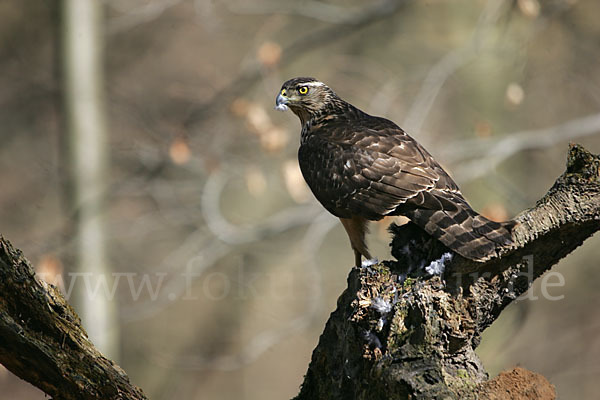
[147,211,336,372]
[200,169,322,245]
[226,0,392,24]
[106,0,184,34]
[445,112,600,181]
[403,0,510,134]
[183,0,408,130]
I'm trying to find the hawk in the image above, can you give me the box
[275,77,515,267]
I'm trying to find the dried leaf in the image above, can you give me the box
[481,203,510,222]
[474,121,492,138]
[260,127,288,153]
[169,137,191,165]
[257,41,282,68]
[282,160,311,203]
[518,0,540,18]
[506,82,525,106]
[230,97,250,117]
[36,254,64,289]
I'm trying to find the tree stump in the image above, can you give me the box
[295,144,599,399]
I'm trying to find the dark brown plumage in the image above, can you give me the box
[276,77,515,267]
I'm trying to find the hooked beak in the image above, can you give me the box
[275,93,289,111]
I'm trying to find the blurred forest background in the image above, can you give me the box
[1,0,600,399]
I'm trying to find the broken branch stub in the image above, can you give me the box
[0,238,148,400]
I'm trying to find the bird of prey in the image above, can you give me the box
[275,77,515,267]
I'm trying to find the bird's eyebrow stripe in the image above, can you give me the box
[302,81,325,87]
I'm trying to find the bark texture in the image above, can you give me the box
[295,144,599,400]
[0,239,147,400]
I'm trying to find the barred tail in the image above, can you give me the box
[405,205,516,262]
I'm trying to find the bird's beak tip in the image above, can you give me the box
[275,93,289,111]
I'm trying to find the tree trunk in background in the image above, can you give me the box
[61,0,119,359]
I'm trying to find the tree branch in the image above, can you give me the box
[295,143,599,400]
[0,239,147,400]
[0,144,596,399]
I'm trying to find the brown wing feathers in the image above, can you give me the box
[285,78,514,262]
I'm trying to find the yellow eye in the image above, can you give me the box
[281,88,286,96]
[298,86,308,95]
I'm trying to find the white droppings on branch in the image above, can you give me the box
[425,252,453,276]
[371,296,393,314]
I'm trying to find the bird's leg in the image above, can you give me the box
[339,216,372,267]
[353,250,362,269]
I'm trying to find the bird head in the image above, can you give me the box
[275,77,338,124]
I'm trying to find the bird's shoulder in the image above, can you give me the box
[303,110,433,169]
